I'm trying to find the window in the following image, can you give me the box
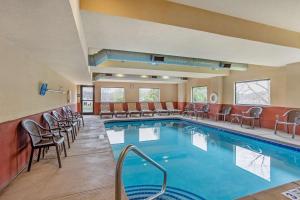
[139,88,160,102]
[235,79,270,105]
[192,86,207,103]
[100,88,125,102]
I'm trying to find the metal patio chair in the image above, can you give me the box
[21,119,67,171]
[240,107,263,129]
[215,105,232,121]
[196,104,210,119]
[182,103,195,117]
[274,109,300,138]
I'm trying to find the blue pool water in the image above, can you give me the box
[105,119,300,200]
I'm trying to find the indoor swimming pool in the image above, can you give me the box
[105,119,300,200]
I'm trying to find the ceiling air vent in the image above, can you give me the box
[152,55,165,62]
[151,76,158,79]
[220,63,231,68]
[105,73,113,76]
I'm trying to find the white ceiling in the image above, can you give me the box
[0,0,91,84]
[81,11,300,67]
[169,0,300,32]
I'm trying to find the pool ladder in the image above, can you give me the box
[115,144,167,200]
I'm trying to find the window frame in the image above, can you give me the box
[138,88,160,102]
[234,79,271,106]
[100,87,125,103]
[191,86,208,103]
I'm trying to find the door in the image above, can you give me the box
[81,86,94,114]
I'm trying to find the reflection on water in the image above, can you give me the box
[139,127,160,142]
[191,131,208,151]
[106,129,125,144]
[235,146,271,181]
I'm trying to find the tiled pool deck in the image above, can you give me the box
[1,115,300,200]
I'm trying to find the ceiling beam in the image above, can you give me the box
[81,0,300,49]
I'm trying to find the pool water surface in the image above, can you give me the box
[105,119,300,200]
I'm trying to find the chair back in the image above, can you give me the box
[140,103,149,110]
[114,103,124,112]
[21,119,43,146]
[202,104,210,112]
[286,110,300,123]
[62,106,71,118]
[43,113,58,129]
[222,106,232,115]
[166,102,174,110]
[52,110,62,120]
[185,103,194,111]
[249,107,263,118]
[154,102,163,110]
[66,106,73,113]
[101,103,110,112]
[127,103,137,111]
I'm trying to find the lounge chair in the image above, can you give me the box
[100,103,114,118]
[166,102,181,115]
[182,103,195,117]
[114,103,127,118]
[240,107,263,129]
[215,105,232,121]
[153,102,169,115]
[140,102,154,116]
[127,102,141,117]
[196,104,210,119]
[274,109,300,138]
[21,119,67,171]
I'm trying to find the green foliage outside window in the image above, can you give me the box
[139,88,160,102]
[192,87,207,103]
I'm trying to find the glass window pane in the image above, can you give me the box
[139,88,160,102]
[192,87,207,103]
[101,88,125,102]
[82,100,93,113]
[82,87,93,100]
[235,80,270,105]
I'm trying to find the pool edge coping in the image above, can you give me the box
[102,116,300,151]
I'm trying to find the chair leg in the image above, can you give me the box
[62,142,67,157]
[65,132,70,148]
[81,116,84,126]
[27,147,34,172]
[71,129,75,142]
[274,122,278,134]
[42,147,45,159]
[55,145,62,168]
[37,148,42,162]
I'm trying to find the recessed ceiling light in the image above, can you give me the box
[162,76,169,79]
[141,75,148,78]
[116,74,124,77]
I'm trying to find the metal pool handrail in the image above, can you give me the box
[115,144,167,200]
